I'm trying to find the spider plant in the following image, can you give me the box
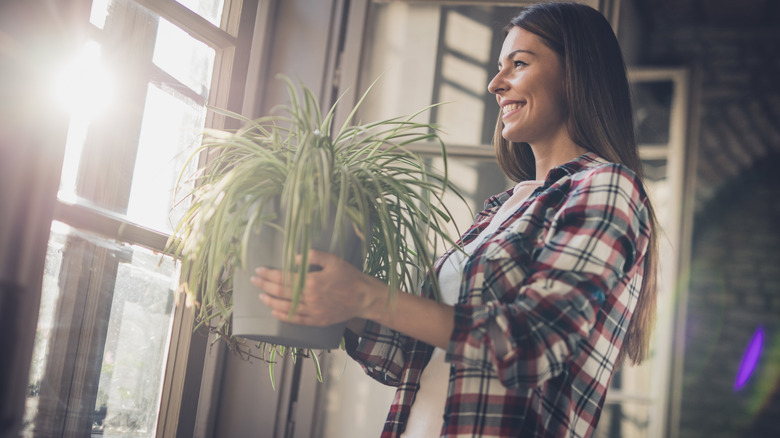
[168,75,465,365]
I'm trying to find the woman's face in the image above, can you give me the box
[488,26,569,146]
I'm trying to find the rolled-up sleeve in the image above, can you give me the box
[345,320,415,386]
[446,163,651,389]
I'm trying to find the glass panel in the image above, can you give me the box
[23,222,178,437]
[632,80,674,145]
[92,243,178,435]
[641,158,668,183]
[153,17,216,99]
[23,225,67,434]
[127,83,206,233]
[176,0,225,26]
[642,158,672,234]
[56,39,113,202]
[58,0,215,232]
[427,156,513,237]
[90,0,112,29]
[594,402,651,438]
[359,3,517,147]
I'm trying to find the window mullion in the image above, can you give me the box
[53,200,171,254]
[134,0,237,47]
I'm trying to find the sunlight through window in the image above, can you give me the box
[52,41,113,118]
[53,40,113,202]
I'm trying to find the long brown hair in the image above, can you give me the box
[494,2,658,367]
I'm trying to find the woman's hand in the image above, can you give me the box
[252,249,456,349]
[250,249,387,327]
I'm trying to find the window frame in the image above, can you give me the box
[23,1,262,437]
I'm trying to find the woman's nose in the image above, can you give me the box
[488,72,506,95]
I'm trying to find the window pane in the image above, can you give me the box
[153,17,216,99]
[23,226,67,434]
[23,222,178,436]
[90,0,112,29]
[58,0,216,232]
[358,3,515,147]
[427,156,512,236]
[92,243,178,435]
[127,83,206,233]
[176,0,225,26]
[594,402,651,438]
[632,80,674,145]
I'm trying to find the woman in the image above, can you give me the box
[252,2,658,437]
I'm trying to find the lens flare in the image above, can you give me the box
[735,326,764,391]
[52,40,113,117]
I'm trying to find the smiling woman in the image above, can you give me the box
[256,3,659,438]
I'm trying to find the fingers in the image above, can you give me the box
[252,265,322,295]
[250,250,354,327]
[259,293,295,316]
[250,267,288,297]
[259,293,335,327]
[253,266,284,283]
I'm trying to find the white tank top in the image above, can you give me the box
[401,180,543,437]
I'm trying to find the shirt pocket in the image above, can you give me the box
[478,234,534,303]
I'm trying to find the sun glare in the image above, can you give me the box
[52,41,114,118]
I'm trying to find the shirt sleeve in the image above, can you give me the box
[345,320,415,386]
[445,163,651,389]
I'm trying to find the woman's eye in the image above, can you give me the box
[514,60,527,68]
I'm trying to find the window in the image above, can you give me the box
[23,0,256,436]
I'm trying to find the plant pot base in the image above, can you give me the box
[231,207,363,350]
[232,314,346,350]
[232,265,348,350]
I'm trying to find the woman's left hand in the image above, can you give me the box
[250,249,386,327]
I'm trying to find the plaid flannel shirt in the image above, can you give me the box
[345,152,652,437]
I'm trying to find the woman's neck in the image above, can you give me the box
[529,132,587,180]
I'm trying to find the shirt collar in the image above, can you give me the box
[483,152,607,211]
[542,151,607,186]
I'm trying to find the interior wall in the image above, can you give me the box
[681,155,780,437]
[639,9,780,212]
[633,2,780,436]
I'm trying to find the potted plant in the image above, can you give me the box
[168,76,463,369]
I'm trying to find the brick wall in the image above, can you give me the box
[644,27,780,210]
[642,24,780,438]
[681,157,780,437]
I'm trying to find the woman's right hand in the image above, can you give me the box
[251,249,387,327]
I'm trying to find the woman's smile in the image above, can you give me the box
[500,100,526,117]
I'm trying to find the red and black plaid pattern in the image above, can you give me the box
[346,152,652,437]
